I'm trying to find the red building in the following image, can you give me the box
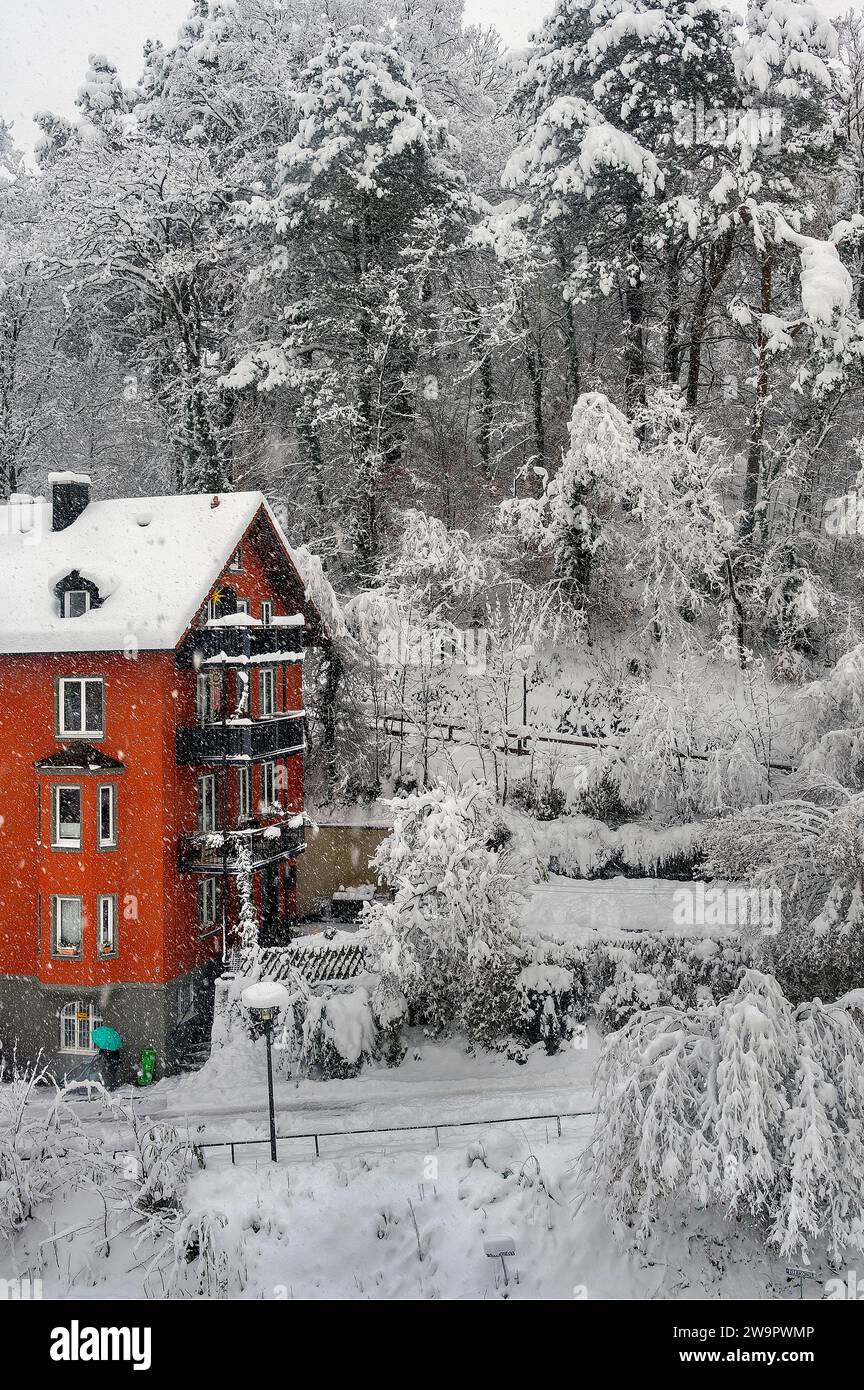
[0,476,320,1080]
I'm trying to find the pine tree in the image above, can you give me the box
[229,28,471,579]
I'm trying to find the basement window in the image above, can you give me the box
[63,590,90,618]
[59,999,103,1054]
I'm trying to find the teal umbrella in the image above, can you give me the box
[92,1026,123,1052]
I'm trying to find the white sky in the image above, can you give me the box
[0,0,858,156]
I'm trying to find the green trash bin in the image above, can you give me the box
[136,1047,156,1087]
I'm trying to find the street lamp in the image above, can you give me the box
[241,981,289,1162]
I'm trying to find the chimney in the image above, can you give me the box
[49,472,91,532]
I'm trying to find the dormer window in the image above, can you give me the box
[64,590,90,618]
[54,570,102,619]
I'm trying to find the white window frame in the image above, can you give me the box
[229,545,243,573]
[63,590,91,618]
[261,600,273,627]
[59,1000,103,1055]
[97,783,117,849]
[97,894,118,957]
[259,668,275,719]
[236,598,250,615]
[58,677,104,739]
[260,760,279,813]
[196,671,222,725]
[197,774,218,833]
[198,876,219,928]
[51,784,82,849]
[52,895,83,959]
[237,765,251,822]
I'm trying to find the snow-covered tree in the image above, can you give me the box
[505,0,738,416]
[365,781,528,1045]
[594,968,864,1259]
[229,28,471,576]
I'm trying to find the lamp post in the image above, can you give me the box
[241,981,289,1162]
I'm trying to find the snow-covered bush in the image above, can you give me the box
[370,976,409,1066]
[0,1063,62,1237]
[516,962,582,1053]
[703,793,864,1002]
[0,1064,109,1239]
[365,782,529,1048]
[594,970,864,1259]
[595,963,665,1033]
[516,808,706,879]
[536,932,749,1033]
[171,1209,232,1298]
[299,987,378,1080]
[213,967,392,1079]
[124,1110,203,1221]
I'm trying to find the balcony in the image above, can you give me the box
[176,713,305,765]
[178,817,306,873]
[176,619,304,669]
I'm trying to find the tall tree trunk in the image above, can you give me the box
[525,336,545,467]
[741,256,772,542]
[563,297,581,406]
[664,243,681,384]
[686,228,736,409]
[623,198,647,424]
[477,349,494,479]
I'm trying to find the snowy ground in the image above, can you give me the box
[0,1031,823,1300]
[60,1027,599,1155]
[525,875,725,940]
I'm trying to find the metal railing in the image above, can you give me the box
[118,1107,594,1166]
[176,712,305,765]
[179,821,306,873]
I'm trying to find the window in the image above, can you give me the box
[98,784,117,848]
[197,775,218,833]
[58,677,104,738]
[196,672,222,724]
[259,668,275,718]
[59,1000,103,1054]
[97,895,117,957]
[236,598,250,615]
[176,978,196,1023]
[237,765,251,822]
[63,590,90,618]
[52,896,83,958]
[229,545,243,572]
[52,785,82,848]
[261,600,273,627]
[260,760,278,812]
[198,877,219,929]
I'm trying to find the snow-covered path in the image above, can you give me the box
[148,1030,599,1146]
[56,1032,598,1168]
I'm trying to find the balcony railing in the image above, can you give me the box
[176,620,304,669]
[176,713,305,765]
[178,818,306,873]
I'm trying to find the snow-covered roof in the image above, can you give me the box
[0,490,303,655]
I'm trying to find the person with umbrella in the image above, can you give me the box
[91,1025,124,1089]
